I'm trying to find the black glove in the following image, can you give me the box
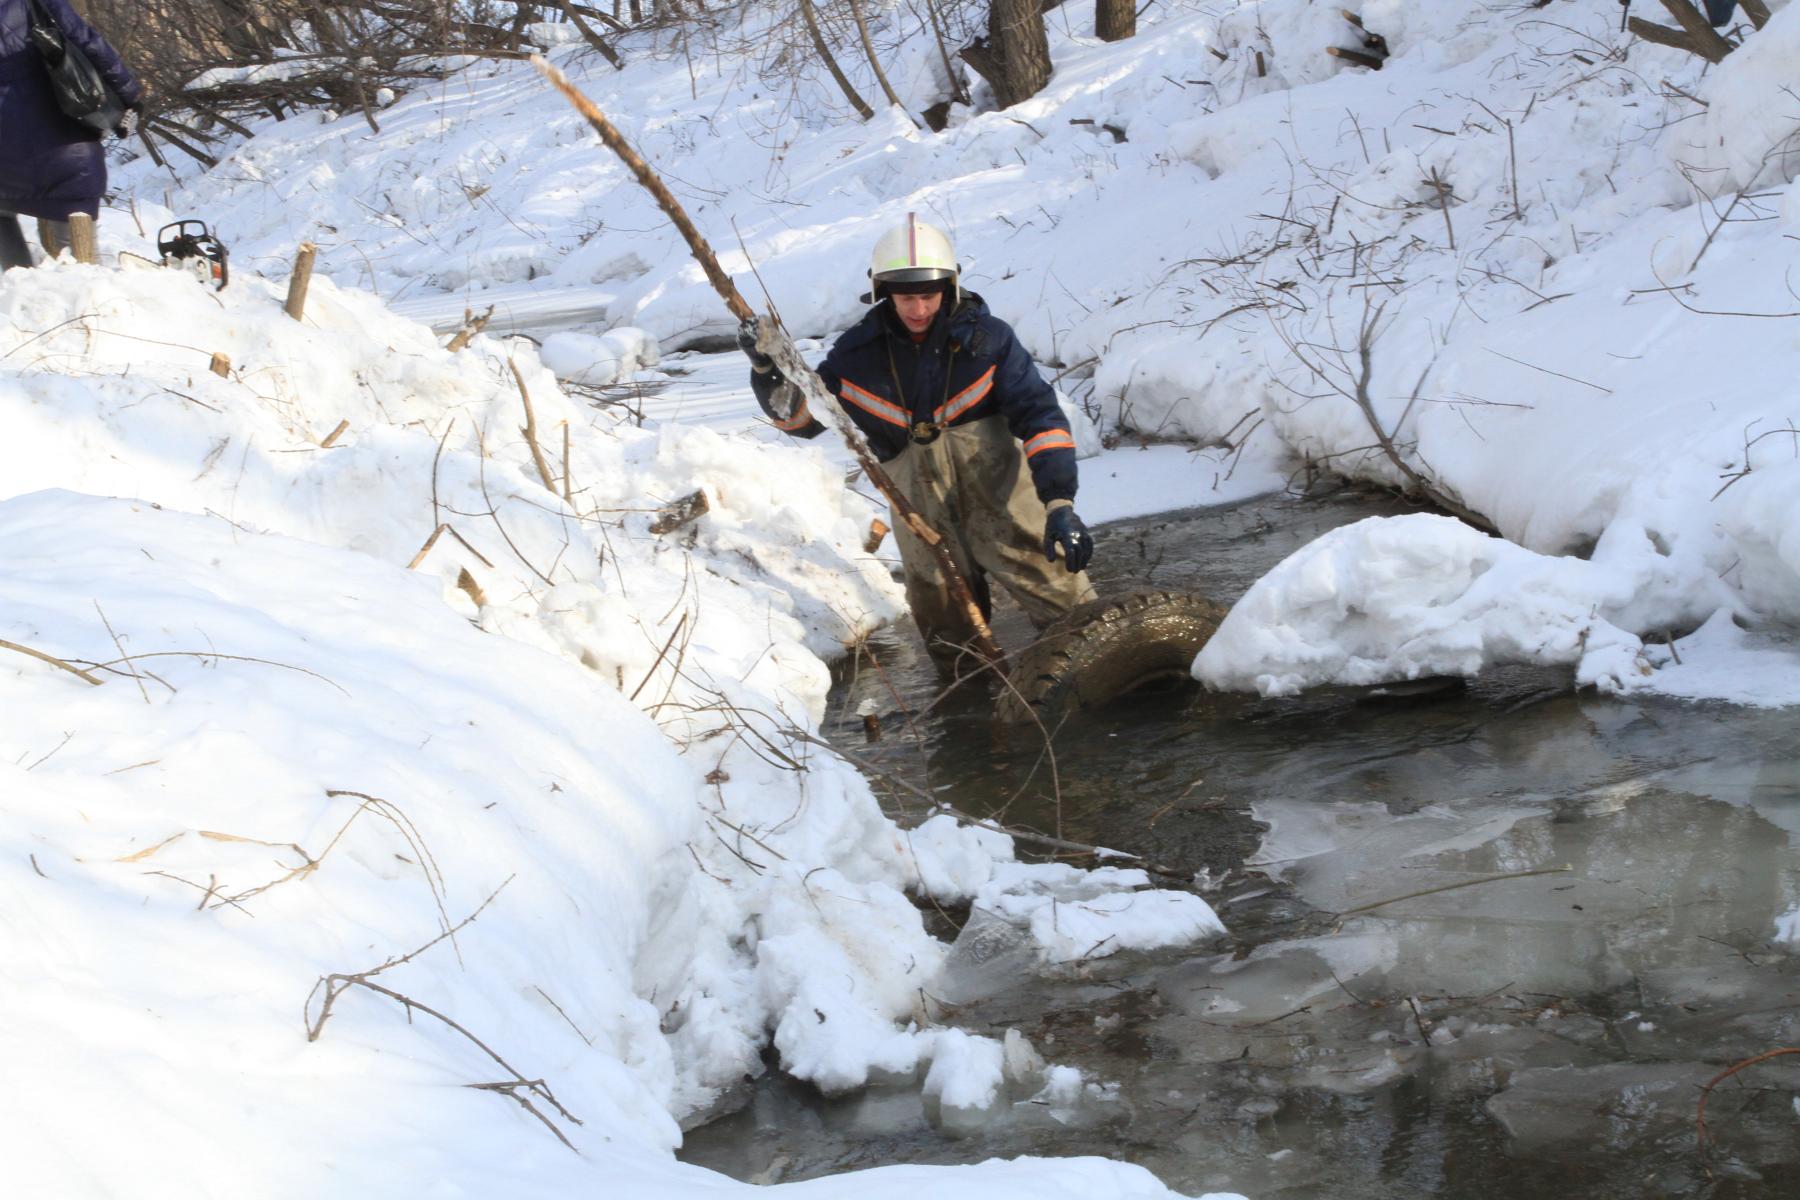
[737,319,775,374]
[1043,505,1092,574]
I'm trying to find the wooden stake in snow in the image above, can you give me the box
[285,243,317,321]
[531,55,1003,665]
[67,213,98,264]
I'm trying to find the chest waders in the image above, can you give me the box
[883,340,1095,666]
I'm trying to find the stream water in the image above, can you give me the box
[681,488,1800,1198]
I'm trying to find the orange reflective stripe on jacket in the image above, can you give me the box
[840,379,909,428]
[932,366,995,426]
[1023,429,1076,458]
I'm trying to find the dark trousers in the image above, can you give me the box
[0,213,32,270]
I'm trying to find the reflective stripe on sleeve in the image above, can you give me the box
[1024,429,1077,458]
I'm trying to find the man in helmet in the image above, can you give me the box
[740,213,1097,668]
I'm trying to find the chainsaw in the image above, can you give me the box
[156,220,229,291]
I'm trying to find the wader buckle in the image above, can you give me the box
[909,421,941,445]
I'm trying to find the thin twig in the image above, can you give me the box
[0,638,104,686]
[1484,347,1613,394]
[1339,864,1573,916]
[508,359,559,494]
[82,650,349,696]
[93,602,149,703]
[1697,1047,1800,1152]
[628,613,689,703]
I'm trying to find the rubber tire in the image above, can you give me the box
[997,590,1229,724]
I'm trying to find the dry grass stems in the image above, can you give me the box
[302,878,584,1152]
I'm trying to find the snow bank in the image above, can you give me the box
[3,491,695,1191]
[1194,514,1657,696]
[1,256,1224,1194]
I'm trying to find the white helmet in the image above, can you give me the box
[869,213,959,302]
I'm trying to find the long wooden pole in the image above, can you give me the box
[530,56,1002,665]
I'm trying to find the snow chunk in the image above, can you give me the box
[539,328,660,386]
[1194,513,1655,696]
[977,863,1225,966]
[1666,5,1800,193]
[920,1027,1008,1129]
[899,813,1015,903]
[1776,905,1800,946]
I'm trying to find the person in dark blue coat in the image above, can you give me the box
[743,214,1097,668]
[0,0,142,269]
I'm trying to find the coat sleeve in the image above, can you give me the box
[988,320,1078,504]
[45,0,143,107]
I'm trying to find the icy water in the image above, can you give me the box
[681,488,1800,1199]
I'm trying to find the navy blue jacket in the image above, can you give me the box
[0,0,142,220]
[754,293,1078,504]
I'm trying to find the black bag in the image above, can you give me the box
[24,0,125,135]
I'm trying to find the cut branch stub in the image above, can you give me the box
[648,489,710,535]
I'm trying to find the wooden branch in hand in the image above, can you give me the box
[530,56,753,324]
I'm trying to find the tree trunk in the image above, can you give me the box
[847,0,908,114]
[1095,0,1135,43]
[961,0,1052,109]
[799,0,876,121]
[924,0,970,104]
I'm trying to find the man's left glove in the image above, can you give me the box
[1043,503,1092,574]
[737,319,775,375]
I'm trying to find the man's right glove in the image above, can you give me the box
[737,319,775,375]
[1043,503,1092,574]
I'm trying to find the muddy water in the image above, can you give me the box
[680,489,1800,1199]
